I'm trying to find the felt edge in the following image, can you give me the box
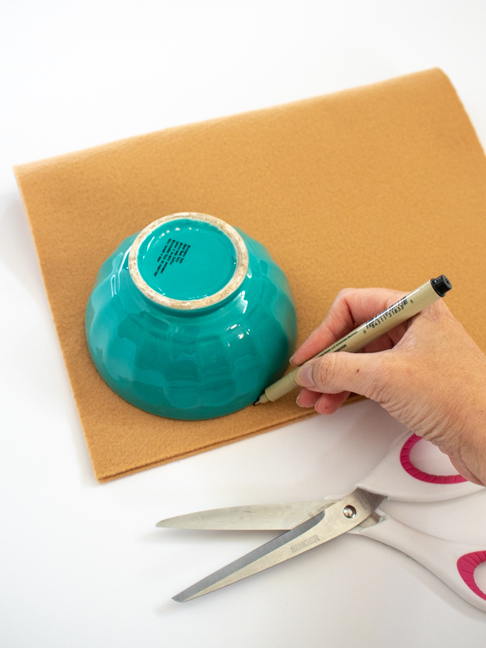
[12,68,449,173]
[95,394,365,482]
[433,69,486,158]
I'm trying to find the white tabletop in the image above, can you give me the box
[1,2,486,646]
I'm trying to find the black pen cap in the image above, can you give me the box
[431,275,452,297]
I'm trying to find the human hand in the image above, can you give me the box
[292,287,486,486]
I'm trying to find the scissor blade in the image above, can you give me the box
[156,501,333,531]
[172,488,385,602]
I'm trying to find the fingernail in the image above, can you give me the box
[296,364,315,389]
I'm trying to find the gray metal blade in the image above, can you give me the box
[156,501,335,531]
[172,488,385,602]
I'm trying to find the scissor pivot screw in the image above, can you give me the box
[343,505,357,519]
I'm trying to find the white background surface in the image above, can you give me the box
[1,1,486,646]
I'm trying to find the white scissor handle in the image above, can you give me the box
[351,512,486,612]
[356,431,483,502]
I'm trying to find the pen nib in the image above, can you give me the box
[253,393,269,405]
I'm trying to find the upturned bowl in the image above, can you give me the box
[85,212,297,420]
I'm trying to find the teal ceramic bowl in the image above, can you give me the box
[85,212,297,420]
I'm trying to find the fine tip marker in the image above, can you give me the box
[254,275,452,406]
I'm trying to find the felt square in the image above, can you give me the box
[15,69,486,481]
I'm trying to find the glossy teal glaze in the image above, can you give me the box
[85,214,297,420]
[137,218,237,301]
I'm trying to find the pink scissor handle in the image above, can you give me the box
[400,434,466,484]
[356,431,483,502]
[352,513,486,612]
[457,551,486,601]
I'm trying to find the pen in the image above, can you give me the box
[255,275,452,405]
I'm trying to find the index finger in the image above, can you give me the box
[291,287,408,366]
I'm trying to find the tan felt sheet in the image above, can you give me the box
[14,69,486,482]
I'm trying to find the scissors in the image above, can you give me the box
[157,431,486,610]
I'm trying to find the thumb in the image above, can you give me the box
[295,352,386,401]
